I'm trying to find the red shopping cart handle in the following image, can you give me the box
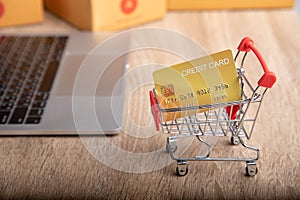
[149,90,160,131]
[238,37,276,88]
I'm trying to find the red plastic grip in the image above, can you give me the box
[149,91,160,131]
[238,37,276,88]
[225,105,240,120]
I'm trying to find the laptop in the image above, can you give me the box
[0,32,127,135]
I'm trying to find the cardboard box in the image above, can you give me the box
[44,0,166,31]
[167,0,294,10]
[0,0,44,27]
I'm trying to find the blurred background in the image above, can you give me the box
[0,0,299,31]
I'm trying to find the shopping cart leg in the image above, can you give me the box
[166,137,177,153]
[238,136,259,176]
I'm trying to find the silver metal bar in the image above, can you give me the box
[235,86,260,139]
[160,99,250,113]
[234,50,240,62]
[241,73,256,94]
[247,88,268,138]
[240,52,248,69]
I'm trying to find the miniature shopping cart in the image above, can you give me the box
[149,37,276,176]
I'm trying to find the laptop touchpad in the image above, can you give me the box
[53,54,125,97]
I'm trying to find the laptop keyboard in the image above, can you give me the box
[0,36,68,125]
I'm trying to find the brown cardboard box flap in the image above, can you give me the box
[0,0,44,27]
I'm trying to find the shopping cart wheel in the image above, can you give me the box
[176,166,188,176]
[166,143,177,153]
[245,162,258,176]
[176,161,188,176]
[230,136,240,145]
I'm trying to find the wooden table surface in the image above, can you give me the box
[1,10,300,199]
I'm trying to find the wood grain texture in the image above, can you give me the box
[0,10,300,199]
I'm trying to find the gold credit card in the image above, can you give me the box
[152,49,241,121]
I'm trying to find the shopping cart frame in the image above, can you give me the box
[149,37,276,176]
